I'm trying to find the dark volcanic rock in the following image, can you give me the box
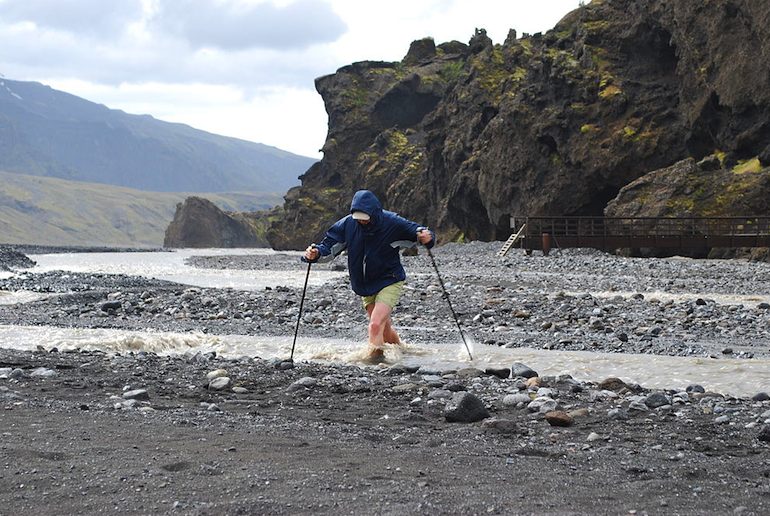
[164,196,272,248]
[0,247,36,271]
[444,391,490,423]
[605,157,770,258]
[266,0,770,249]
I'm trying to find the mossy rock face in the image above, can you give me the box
[605,157,770,219]
[267,0,770,249]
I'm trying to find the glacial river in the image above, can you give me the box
[1,249,768,397]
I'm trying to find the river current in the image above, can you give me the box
[1,249,768,397]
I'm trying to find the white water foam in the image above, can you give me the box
[1,325,767,398]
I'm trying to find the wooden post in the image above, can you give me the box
[542,233,551,256]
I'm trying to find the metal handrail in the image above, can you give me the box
[512,216,770,238]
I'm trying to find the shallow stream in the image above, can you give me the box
[0,249,767,397]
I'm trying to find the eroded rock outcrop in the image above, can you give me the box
[0,247,36,271]
[267,0,770,250]
[606,157,770,219]
[605,155,770,259]
[164,197,273,248]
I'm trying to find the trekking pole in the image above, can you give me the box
[290,252,314,362]
[424,244,473,361]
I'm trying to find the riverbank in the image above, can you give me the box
[2,345,770,515]
[1,242,770,514]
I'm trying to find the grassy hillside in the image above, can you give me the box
[0,170,282,247]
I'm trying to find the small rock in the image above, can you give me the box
[586,432,602,442]
[502,393,531,407]
[427,389,452,400]
[645,392,671,409]
[100,300,122,312]
[598,377,628,392]
[123,389,150,401]
[287,377,318,392]
[527,397,557,414]
[29,367,57,378]
[752,392,770,402]
[208,377,231,391]
[510,362,538,379]
[206,369,229,380]
[444,392,490,423]
[686,384,705,393]
[276,360,295,370]
[608,408,630,419]
[525,377,541,389]
[392,383,420,393]
[485,367,510,379]
[544,410,574,427]
[568,408,590,419]
[456,367,485,378]
[481,418,519,434]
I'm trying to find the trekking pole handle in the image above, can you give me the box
[301,244,318,263]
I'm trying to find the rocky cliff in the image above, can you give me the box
[604,156,770,259]
[164,197,277,248]
[606,157,770,219]
[267,0,770,250]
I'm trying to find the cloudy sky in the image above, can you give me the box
[0,0,583,158]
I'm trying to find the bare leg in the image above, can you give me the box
[365,302,401,357]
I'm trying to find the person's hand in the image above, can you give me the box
[417,229,432,245]
[304,245,319,261]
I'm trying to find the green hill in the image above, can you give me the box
[0,170,281,247]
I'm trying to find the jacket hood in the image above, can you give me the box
[350,190,383,223]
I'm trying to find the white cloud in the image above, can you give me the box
[0,0,143,38]
[151,0,347,50]
[0,0,584,158]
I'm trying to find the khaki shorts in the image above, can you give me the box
[362,281,405,309]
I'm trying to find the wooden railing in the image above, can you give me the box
[509,216,770,251]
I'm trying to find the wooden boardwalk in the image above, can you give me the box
[507,216,770,254]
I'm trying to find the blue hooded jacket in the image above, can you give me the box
[313,190,435,296]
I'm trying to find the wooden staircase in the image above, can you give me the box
[497,224,527,257]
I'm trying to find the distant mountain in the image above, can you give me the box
[0,78,316,192]
[0,170,281,247]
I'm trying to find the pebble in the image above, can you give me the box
[502,393,531,407]
[206,369,229,380]
[123,389,150,401]
[527,397,557,414]
[481,418,519,434]
[586,432,602,442]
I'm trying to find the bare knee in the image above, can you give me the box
[369,319,383,337]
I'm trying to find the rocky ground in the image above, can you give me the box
[1,243,770,514]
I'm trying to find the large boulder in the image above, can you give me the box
[0,247,36,271]
[164,196,271,248]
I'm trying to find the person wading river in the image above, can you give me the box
[304,190,435,362]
